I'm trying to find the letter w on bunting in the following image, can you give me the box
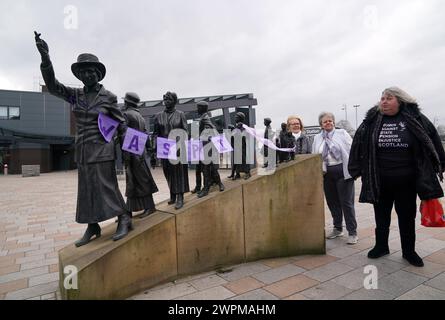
[98,112,118,143]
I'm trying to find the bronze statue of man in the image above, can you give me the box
[34,32,132,246]
[196,101,224,198]
[122,92,159,219]
[151,92,189,209]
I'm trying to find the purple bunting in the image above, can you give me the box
[188,140,204,162]
[122,128,148,156]
[211,135,233,154]
[157,137,177,160]
[98,112,118,143]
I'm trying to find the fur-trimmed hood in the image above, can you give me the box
[363,103,422,124]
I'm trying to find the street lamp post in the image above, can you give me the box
[341,104,347,121]
[353,105,360,129]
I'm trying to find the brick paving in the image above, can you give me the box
[1,169,445,300]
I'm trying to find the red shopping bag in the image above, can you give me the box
[420,199,445,228]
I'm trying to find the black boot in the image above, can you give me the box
[112,213,133,241]
[218,182,225,192]
[75,223,101,247]
[191,186,201,194]
[244,172,251,180]
[402,251,424,267]
[232,173,241,181]
[138,207,156,219]
[197,187,210,198]
[168,193,176,205]
[175,193,184,210]
[368,229,390,259]
[401,230,423,267]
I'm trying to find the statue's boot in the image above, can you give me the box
[115,211,132,223]
[218,182,225,192]
[168,192,177,205]
[175,193,184,210]
[197,186,210,198]
[191,186,201,194]
[232,173,241,181]
[75,223,101,247]
[138,207,156,219]
[244,172,251,180]
[112,213,133,241]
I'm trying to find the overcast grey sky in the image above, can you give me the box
[1,0,445,129]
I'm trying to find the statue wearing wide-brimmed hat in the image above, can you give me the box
[34,31,133,247]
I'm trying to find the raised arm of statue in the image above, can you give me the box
[34,31,76,104]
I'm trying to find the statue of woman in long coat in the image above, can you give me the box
[34,32,132,246]
[151,92,190,209]
[122,92,158,218]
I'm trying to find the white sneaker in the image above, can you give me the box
[326,229,344,239]
[347,235,358,245]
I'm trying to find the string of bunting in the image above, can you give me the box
[98,113,296,159]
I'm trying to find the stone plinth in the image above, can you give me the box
[58,155,325,299]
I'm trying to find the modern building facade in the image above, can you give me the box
[0,88,258,174]
[0,88,74,174]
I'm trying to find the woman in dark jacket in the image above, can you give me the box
[287,115,311,156]
[348,87,445,267]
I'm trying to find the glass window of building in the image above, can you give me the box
[0,106,7,120]
[8,106,20,120]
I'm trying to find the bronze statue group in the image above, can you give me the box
[35,32,445,269]
[34,32,266,247]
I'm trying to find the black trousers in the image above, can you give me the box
[373,174,417,254]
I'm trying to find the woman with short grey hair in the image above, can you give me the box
[312,112,358,244]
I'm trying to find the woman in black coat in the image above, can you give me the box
[348,87,445,267]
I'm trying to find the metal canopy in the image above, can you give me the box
[137,93,257,118]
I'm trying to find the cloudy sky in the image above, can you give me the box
[1,0,445,129]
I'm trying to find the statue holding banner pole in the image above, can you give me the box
[122,92,159,219]
[151,92,190,209]
[34,31,132,246]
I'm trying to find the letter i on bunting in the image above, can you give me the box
[211,135,233,153]
[122,128,148,156]
[98,113,119,142]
